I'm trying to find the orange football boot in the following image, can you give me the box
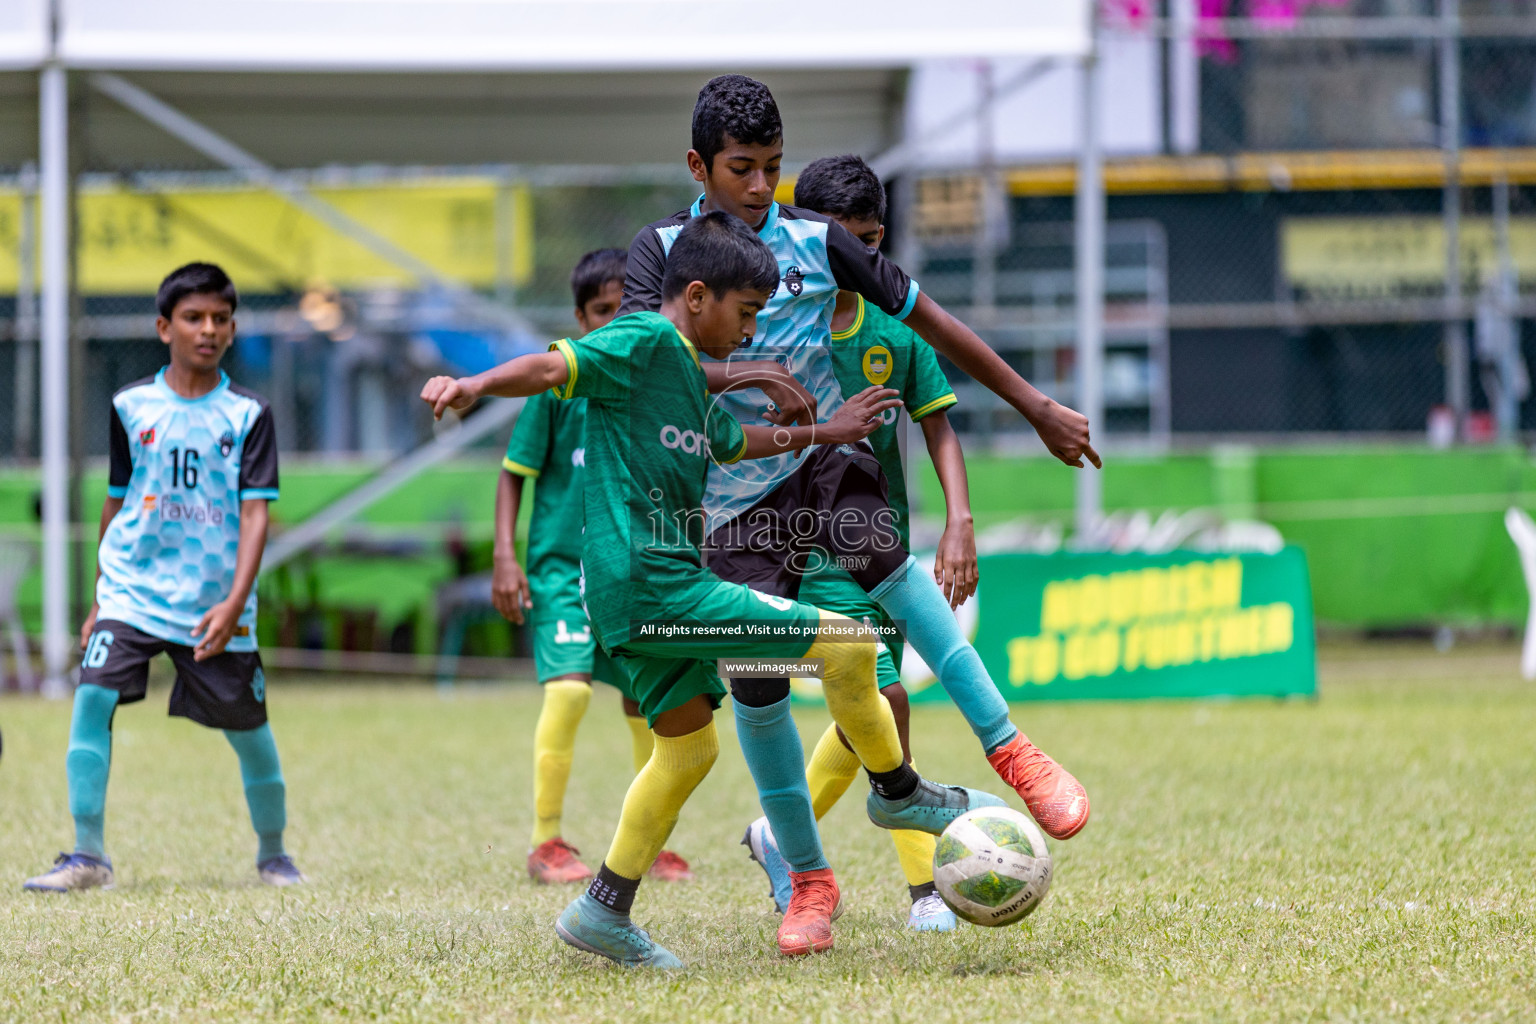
[648,850,695,882]
[527,837,595,884]
[986,733,1090,839]
[777,868,841,956]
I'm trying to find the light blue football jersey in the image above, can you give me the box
[621,196,920,526]
[96,368,279,651]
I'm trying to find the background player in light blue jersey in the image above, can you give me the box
[24,263,302,893]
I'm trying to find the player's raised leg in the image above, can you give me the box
[788,442,1089,840]
[870,559,1090,839]
[802,676,957,931]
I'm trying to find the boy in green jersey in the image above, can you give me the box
[422,212,1005,968]
[494,249,692,885]
[744,154,979,932]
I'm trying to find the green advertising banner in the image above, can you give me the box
[895,547,1316,703]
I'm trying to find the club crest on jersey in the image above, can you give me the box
[783,265,804,296]
[139,427,155,445]
[219,431,235,457]
[863,345,893,385]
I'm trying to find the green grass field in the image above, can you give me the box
[2,644,1533,1023]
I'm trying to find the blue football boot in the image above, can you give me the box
[741,816,793,914]
[867,778,1005,835]
[555,893,684,969]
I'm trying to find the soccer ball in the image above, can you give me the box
[933,806,1052,927]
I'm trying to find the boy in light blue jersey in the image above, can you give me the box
[745,154,979,933]
[24,263,301,893]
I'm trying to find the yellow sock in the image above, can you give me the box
[603,720,719,880]
[806,722,861,820]
[804,611,903,773]
[891,829,938,887]
[530,680,591,846]
[889,758,936,886]
[625,715,654,776]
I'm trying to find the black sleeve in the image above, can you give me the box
[237,405,280,497]
[825,219,917,318]
[107,405,132,494]
[619,225,668,315]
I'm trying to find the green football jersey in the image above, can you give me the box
[827,294,956,547]
[502,388,587,608]
[552,311,748,648]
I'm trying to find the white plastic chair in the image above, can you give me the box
[0,539,37,692]
[1503,507,1536,680]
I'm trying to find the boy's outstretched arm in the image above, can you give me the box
[421,351,570,419]
[920,410,977,609]
[79,495,124,649]
[902,293,1100,470]
[491,470,532,625]
[192,498,267,661]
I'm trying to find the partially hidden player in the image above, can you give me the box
[495,248,692,885]
[421,212,1006,967]
[24,263,302,893]
[742,154,978,932]
[619,77,1096,904]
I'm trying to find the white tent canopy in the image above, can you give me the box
[12,0,1087,72]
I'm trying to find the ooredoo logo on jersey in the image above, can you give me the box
[659,424,706,455]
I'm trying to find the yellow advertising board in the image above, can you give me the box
[1282,215,1536,300]
[0,178,532,295]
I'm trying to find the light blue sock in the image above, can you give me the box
[872,556,1019,754]
[732,696,829,874]
[224,724,287,863]
[67,684,120,859]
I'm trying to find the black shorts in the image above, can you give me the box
[78,619,268,731]
[702,441,896,600]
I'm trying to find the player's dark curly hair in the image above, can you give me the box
[570,248,629,309]
[692,75,783,170]
[794,154,886,225]
[156,262,238,319]
[661,211,780,300]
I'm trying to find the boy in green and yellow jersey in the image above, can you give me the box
[494,250,692,885]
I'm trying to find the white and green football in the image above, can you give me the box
[933,806,1052,927]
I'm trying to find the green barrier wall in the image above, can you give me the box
[3,444,1532,638]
